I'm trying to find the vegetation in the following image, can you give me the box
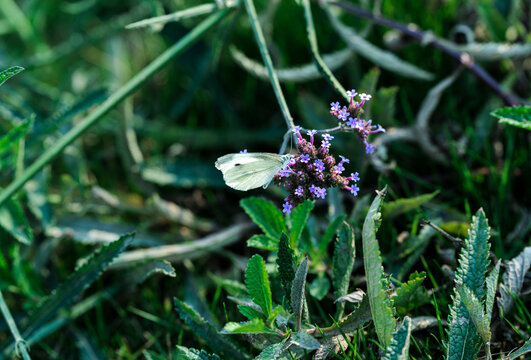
[0,0,530,359]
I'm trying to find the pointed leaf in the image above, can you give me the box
[240,197,286,238]
[332,222,355,301]
[245,255,272,318]
[383,316,412,360]
[174,298,248,360]
[237,305,263,321]
[247,234,279,250]
[291,330,320,350]
[315,296,371,337]
[491,106,531,130]
[447,209,491,360]
[485,260,500,324]
[362,187,395,348]
[22,233,134,338]
[456,286,490,344]
[174,346,221,360]
[291,257,308,331]
[221,318,278,335]
[0,66,24,87]
[276,233,295,303]
[255,341,285,360]
[288,200,313,248]
[393,272,429,316]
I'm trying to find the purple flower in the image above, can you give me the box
[239,149,248,153]
[339,155,350,164]
[338,109,348,121]
[300,154,310,163]
[346,117,358,128]
[282,200,293,214]
[371,124,386,133]
[346,89,358,98]
[323,134,334,142]
[359,93,372,101]
[307,129,317,144]
[350,172,360,182]
[279,168,291,177]
[350,184,360,196]
[314,159,325,172]
[365,143,375,154]
[317,187,327,199]
[330,102,340,112]
[293,125,302,134]
[309,184,317,195]
[335,164,345,173]
[295,186,304,196]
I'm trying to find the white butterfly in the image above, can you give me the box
[215,152,293,191]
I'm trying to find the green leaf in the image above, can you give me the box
[317,296,371,336]
[456,286,490,344]
[291,257,308,331]
[447,208,491,360]
[0,116,33,161]
[318,215,346,255]
[485,260,500,324]
[247,234,279,250]
[174,298,248,360]
[21,233,134,338]
[291,330,320,350]
[362,187,396,348]
[497,246,531,315]
[255,341,285,360]
[276,232,295,304]
[288,200,313,248]
[174,346,221,360]
[0,66,24,87]
[237,305,263,321]
[245,255,272,318]
[332,222,355,318]
[382,191,439,220]
[393,272,430,316]
[309,275,330,301]
[504,337,531,360]
[240,197,286,239]
[382,316,412,360]
[491,106,531,130]
[221,318,278,335]
[0,198,33,245]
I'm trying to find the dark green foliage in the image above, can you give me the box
[245,255,273,318]
[0,66,24,87]
[491,106,531,130]
[240,198,287,239]
[276,232,295,304]
[393,272,430,316]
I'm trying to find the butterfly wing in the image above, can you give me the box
[215,153,289,191]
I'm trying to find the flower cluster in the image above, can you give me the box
[330,90,385,154]
[274,126,361,213]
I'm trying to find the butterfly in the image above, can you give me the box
[215,152,293,191]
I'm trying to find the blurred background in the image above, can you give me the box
[0,0,530,358]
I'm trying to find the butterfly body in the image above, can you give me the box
[215,153,293,191]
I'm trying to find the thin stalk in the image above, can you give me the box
[301,0,347,101]
[0,291,31,360]
[0,9,229,208]
[242,0,295,131]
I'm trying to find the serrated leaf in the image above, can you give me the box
[485,260,500,324]
[174,346,221,360]
[237,305,263,321]
[247,234,279,250]
[382,191,439,220]
[362,187,395,348]
[447,209,491,360]
[255,341,285,360]
[240,197,286,239]
[456,286,490,344]
[497,246,531,315]
[393,272,429,316]
[0,198,33,245]
[291,330,320,350]
[291,257,308,331]
[277,233,295,304]
[309,275,330,301]
[174,298,248,360]
[491,106,531,130]
[21,233,134,338]
[288,200,313,248]
[0,66,24,87]
[221,318,278,335]
[504,337,531,359]
[383,316,412,360]
[245,255,272,318]
[332,222,355,318]
[318,215,346,255]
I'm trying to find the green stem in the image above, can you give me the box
[242,0,295,131]
[301,0,347,101]
[0,291,32,360]
[0,9,229,208]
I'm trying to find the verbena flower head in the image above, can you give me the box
[274,131,361,213]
